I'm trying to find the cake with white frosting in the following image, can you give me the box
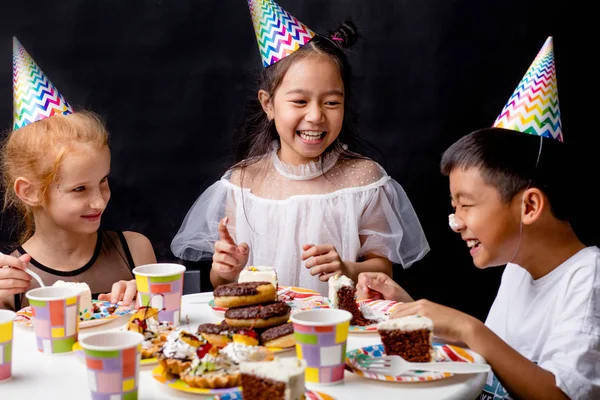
[239,358,307,400]
[52,280,93,320]
[238,266,278,291]
[377,315,435,362]
[328,274,369,326]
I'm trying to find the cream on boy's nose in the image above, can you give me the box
[448,213,464,232]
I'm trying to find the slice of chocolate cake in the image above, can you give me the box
[239,358,306,400]
[328,274,370,326]
[377,315,435,362]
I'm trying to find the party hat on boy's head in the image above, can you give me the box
[12,37,73,130]
[247,0,316,67]
[493,36,562,141]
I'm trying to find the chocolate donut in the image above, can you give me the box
[213,281,277,308]
[260,322,295,348]
[225,301,291,329]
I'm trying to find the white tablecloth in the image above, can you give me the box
[2,292,487,399]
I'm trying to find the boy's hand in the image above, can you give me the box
[302,244,347,282]
[98,279,137,306]
[0,253,32,299]
[390,299,475,343]
[212,217,249,281]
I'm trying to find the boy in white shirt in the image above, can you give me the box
[357,38,600,399]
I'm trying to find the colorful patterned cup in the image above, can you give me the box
[132,263,186,326]
[80,331,144,400]
[0,310,16,381]
[290,309,352,385]
[25,286,81,354]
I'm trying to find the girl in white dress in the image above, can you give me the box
[171,18,429,295]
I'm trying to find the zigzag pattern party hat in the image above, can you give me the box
[248,0,316,67]
[13,37,73,130]
[493,36,562,141]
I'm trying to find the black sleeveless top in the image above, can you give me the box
[8,230,135,310]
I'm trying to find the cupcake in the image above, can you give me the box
[157,329,205,376]
[180,348,241,389]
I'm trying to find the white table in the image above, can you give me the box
[3,293,487,399]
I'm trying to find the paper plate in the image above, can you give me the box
[151,365,241,396]
[346,343,480,382]
[15,299,134,329]
[151,366,334,399]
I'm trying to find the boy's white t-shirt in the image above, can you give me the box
[483,246,600,400]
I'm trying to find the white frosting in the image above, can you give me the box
[161,330,198,360]
[53,280,93,319]
[238,265,278,289]
[377,315,433,331]
[220,342,271,364]
[328,274,354,308]
[240,358,306,399]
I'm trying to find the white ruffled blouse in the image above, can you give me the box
[171,143,429,295]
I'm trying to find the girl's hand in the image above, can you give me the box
[356,272,399,301]
[0,253,32,300]
[212,217,249,281]
[390,299,475,344]
[98,279,137,306]
[302,244,347,282]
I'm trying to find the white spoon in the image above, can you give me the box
[0,251,45,287]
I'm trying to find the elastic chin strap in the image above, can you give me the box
[509,135,544,264]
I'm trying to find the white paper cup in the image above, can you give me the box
[290,309,352,385]
[0,310,16,381]
[132,263,186,325]
[25,286,81,354]
[80,331,144,400]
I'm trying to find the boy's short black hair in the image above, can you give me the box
[440,127,572,221]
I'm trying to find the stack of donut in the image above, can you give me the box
[204,281,296,349]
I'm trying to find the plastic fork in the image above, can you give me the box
[357,355,491,375]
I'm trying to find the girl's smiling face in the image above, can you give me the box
[259,55,344,165]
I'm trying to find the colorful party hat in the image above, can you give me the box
[13,37,73,130]
[247,0,316,67]
[493,36,562,141]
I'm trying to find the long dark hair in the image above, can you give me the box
[232,21,379,173]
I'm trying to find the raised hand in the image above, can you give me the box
[212,217,249,281]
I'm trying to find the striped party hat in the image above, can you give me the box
[493,36,562,141]
[247,0,316,68]
[13,37,73,131]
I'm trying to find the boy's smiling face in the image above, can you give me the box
[449,167,523,268]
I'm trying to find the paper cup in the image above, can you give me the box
[26,286,81,354]
[132,263,186,326]
[0,310,16,382]
[80,331,144,400]
[290,309,352,385]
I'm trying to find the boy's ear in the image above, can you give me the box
[258,90,273,120]
[521,188,545,225]
[14,177,41,207]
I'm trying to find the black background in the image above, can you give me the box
[1,0,593,322]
